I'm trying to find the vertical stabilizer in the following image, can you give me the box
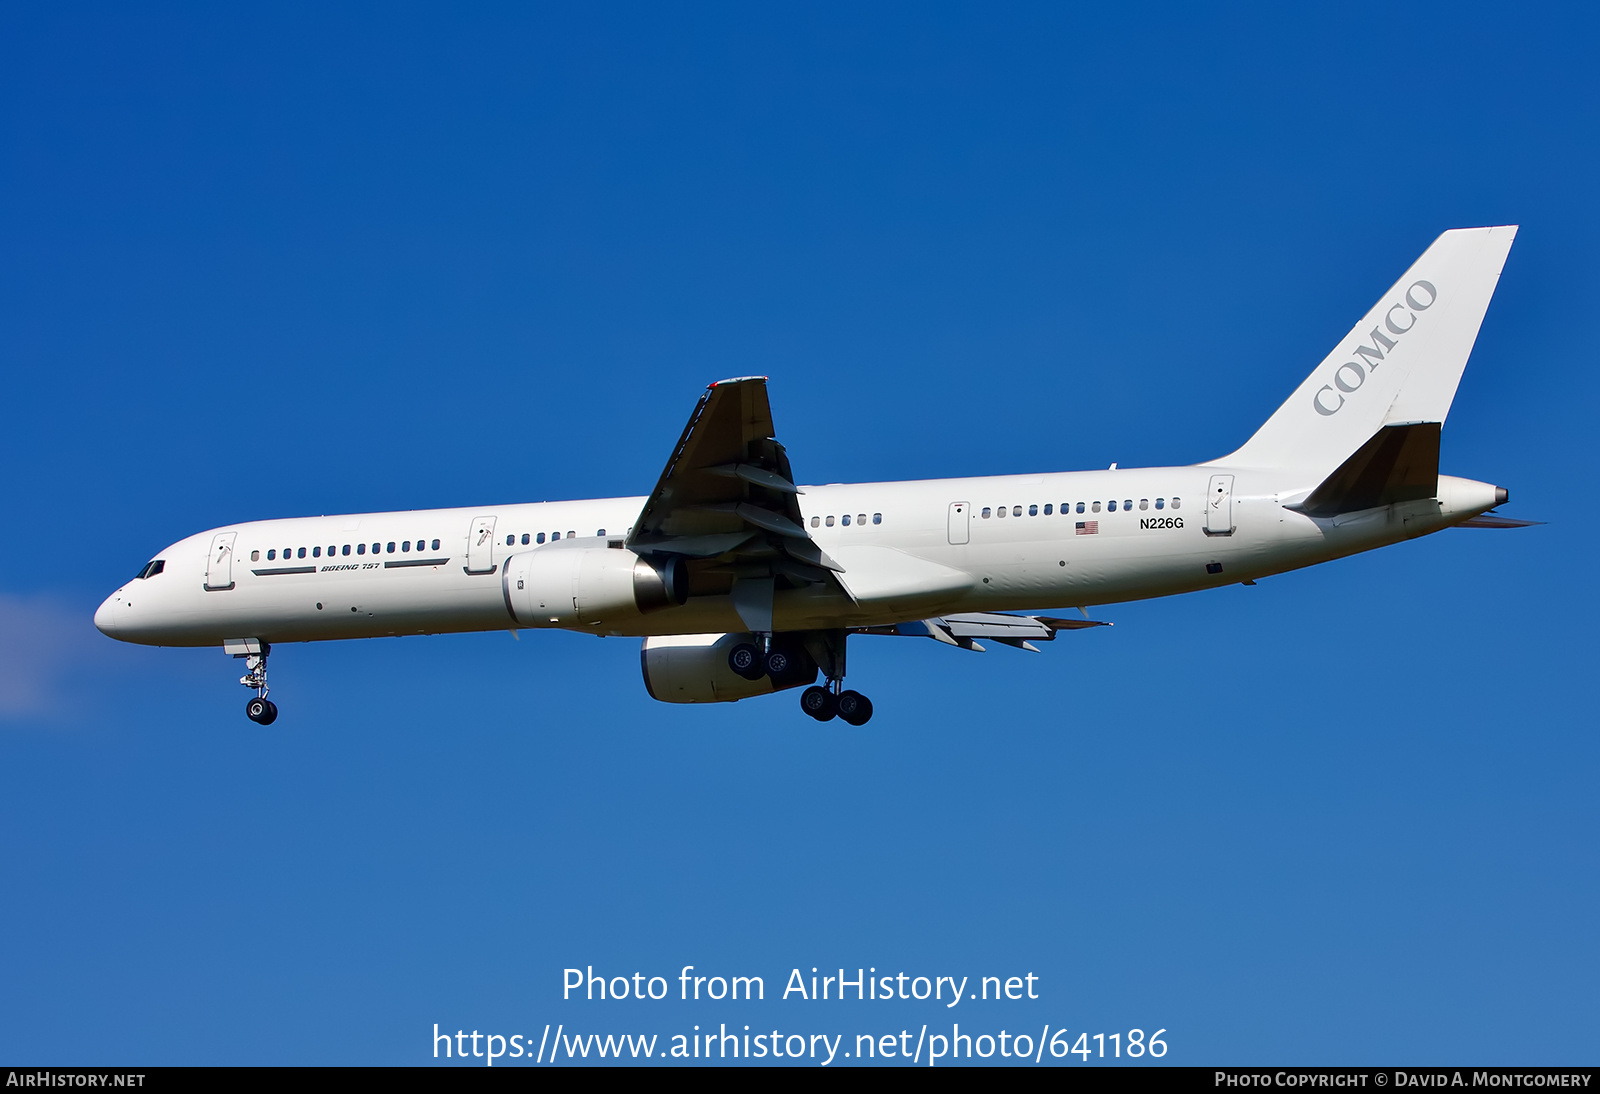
[1214,226,1516,475]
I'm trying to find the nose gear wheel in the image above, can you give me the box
[245,697,278,725]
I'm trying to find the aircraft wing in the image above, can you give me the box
[627,377,842,630]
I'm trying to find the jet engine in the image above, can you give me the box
[502,540,687,628]
[641,632,818,703]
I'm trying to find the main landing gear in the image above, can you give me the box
[728,632,874,726]
[228,638,277,725]
[799,683,873,726]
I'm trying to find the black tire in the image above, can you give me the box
[836,690,873,726]
[246,697,269,724]
[259,700,278,726]
[728,642,765,680]
[800,685,836,721]
[764,647,792,677]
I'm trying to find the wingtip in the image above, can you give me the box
[709,375,769,388]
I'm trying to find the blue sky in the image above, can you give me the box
[2,2,1596,1066]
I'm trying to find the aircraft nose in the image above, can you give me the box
[94,594,118,636]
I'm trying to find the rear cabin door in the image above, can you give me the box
[204,531,237,590]
[1205,475,1235,536]
[947,501,970,545]
[466,516,498,574]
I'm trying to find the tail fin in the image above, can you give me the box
[1215,226,1517,475]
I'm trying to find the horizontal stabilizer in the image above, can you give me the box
[1454,514,1545,529]
[1288,423,1439,518]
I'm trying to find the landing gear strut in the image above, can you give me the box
[228,638,277,725]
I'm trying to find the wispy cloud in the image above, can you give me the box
[0,593,102,719]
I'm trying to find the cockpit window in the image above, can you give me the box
[135,559,165,580]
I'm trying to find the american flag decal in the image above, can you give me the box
[1075,521,1099,535]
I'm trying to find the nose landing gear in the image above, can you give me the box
[227,638,278,725]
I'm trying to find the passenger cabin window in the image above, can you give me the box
[1155,498,1165,510]
[357,543,366,555]
[267,550,276,561]
[552,532,561,541]
[842,514,851,526]
[298,548,307,559]
[1124,499,1133,510]
[1044,504,1052,515]
[1108,500,1117,512]
[343,544,351,555]
[826,516,835,527]
[1029,504,1038,516]
[1077,502,1086,514]
[506,534,514,546]
[981,508,991,518]
[873,513,882,524]
[997,506,1006,518]
[1092,502,1101,513]
[811,516,820,528]
[1139,499,1149,510]
[536,533,546,544]
[1172,497,1182,509]
[858,514,866,525]
[386,542,395,553]
[597,529,606,537]
[402,541,410,552]
[251,550,260,562]
[371,543,380,554]
[313,547,321,558]
[431,539,440,551]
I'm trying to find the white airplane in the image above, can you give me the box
[95,226,1536,726]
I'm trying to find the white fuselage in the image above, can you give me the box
[94,465,1501,647]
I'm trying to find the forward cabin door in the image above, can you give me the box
[466,516,498,574]
[947,501,970,545]
[1205,475,1235,536]
[204,531,237,590]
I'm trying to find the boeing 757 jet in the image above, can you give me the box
[95,226,1535,725]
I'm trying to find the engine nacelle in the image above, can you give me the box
[641,632,817,704]
[502,541,687,628]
